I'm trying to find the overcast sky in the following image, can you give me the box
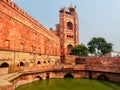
[14,0,120,51]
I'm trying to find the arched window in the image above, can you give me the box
[37,61,41,64]
[67,22,73,30]
[67,44,73,55]
[20,62,24,67]
[0,62,9,68]
[20,43,24,51]
[5,40,10,49]
[48,60,50,63]
[43,61,46,64]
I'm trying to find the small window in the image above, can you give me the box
[48,60,50,63]
[31,46,33,52]
[5,40,10,48]
[67,44,73,55]
[20,62,24,67]
[67,22,73,30]
[44,61,46,64]
[0,62,9,68]
[20,43,23,51]
[67,35,74,38]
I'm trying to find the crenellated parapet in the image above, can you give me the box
[1,0,60,39]
[1,0,54,36]
[1,0,38,24]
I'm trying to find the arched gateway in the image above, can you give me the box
[67,44,73,55]
[64,73,74,78]
[0,62,9,68]
[97,74,109,81]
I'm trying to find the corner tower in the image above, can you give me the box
[56,5,79,63]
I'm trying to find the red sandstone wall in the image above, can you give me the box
[0,0,60,56]
[83,57,120,73]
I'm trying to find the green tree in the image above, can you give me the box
[71,44,89,56]
[87,37,113,57]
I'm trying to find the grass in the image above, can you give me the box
[15,78,120,90]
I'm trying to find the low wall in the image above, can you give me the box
[0,80,13,90]
[0,57,120,90]
[0,84,13,90]
[0,70,120,90]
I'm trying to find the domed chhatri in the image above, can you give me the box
[69,4,76,12]
[69,4,76,9]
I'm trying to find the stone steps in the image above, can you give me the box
[0,72,22,82]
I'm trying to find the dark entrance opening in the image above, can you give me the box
[97,74,109,81]
[35,76,42,80]
[0,62,9,68]
[46,73,49,79]
[64,73,74,78]
[20,62,24,67]
[89,71,92,79]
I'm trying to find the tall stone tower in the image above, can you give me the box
[56,5,79,63]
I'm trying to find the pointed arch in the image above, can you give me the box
[67,44,73,55]
[20,62,25,67]
[0,62,9,68]
[67,22,73,30]
[97,74,109,81]
[37,61,41,65]
[64,73,74,78]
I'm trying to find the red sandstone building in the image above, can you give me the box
[0,0,79,74]
[0,0,120,90]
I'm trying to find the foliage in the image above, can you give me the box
[71,44,89,56]
[87,37,113,57]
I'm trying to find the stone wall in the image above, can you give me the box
[83,57,120,73]
[0,0,60,56]
[0,50,60,75]
[0,0,61,74]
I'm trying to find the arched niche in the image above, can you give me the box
[67,44,73,55]
[37,61,41,65]
[67,22,73,30]
[0,62,9,68]
[20,62,25,67]
[0,62,9,75]
[97,74,109,81]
